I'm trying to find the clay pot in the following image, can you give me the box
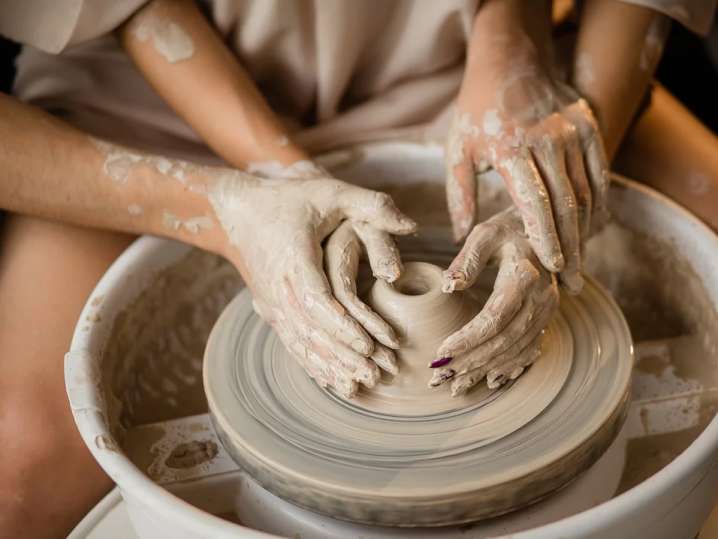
[364,262,478,404]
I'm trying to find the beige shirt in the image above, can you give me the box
[3,1,478,157]
[1,0,714,158]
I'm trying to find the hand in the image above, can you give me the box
[447,61,610,293]
[209,163,416,398]
[429,207,559,396]
[323,220,405,376]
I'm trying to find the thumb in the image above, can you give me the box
[337,186,417,235]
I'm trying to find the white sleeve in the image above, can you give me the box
[617,0,716,35]
[0,0,149,54]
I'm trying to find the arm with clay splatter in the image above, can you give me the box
[118,0,307,169]
[117,0,423,395]
[431,207,558,394]
[0,93,418,399]
[0,93,215,245]
[434,0,611,393]
[571,1,670,159]
[446,0,610,291]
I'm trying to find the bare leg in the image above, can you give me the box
[614,85,718,231]
[0,215,134,539]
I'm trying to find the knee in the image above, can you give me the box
[0,392,111,537]
[0,396,65,524]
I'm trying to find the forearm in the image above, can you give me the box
[119,0,307,169]
[0,93,231,255]
[462,0,559,123]
[572,0,669,159]
[467,0,554,87]
[450,0,610,285]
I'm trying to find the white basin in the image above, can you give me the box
[66,141,718,538]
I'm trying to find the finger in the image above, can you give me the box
[531,137,583,293]
[332,374,360,399]
[497,153,564,272]
[583,131,611,232]
[564,131,593,241]
[370,343,399,375]
[289,232,375,356]
[275,311,368,398]
[486,341,542,389]
[251,298,271,321]
[435,279,555,396]
[441,217,502,293]
[479,298,555,387]
[353,222,403,283]
[324,223,400,349]
[450,363,492,396]
[274,320,335,389]
[566,99,611,231]
[449,281,557,377]
[336,187,417,235]
[296,349,358,398]
[446,147,478,242]
[436,257,540,359]
[308,327,381,389]
[289,346,333,387]
[287,313,381,390]
[429,366,457,388]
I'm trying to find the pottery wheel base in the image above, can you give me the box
[204,255,633,527]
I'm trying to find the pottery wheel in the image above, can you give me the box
[204,247,633,527]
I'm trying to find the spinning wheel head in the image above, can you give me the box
[204,252,632,527]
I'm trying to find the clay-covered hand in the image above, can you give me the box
[429,207,559,395]
[210,163,416,399]
[323,220,406,378]
[447,70,610,294]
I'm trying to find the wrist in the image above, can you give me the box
[116,152,249,257]
[135,164,220,253]
[468,0,553,83]
[222,128,311,171]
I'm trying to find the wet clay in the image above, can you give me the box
[586,221,718,356]
[203,235,632,526]
[102,249,240,442]
[132,8,195,64]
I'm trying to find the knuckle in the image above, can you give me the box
[374,191,394,210]
[334,283,354,302]
[463,250,485,272]
[528,129,555,150]
[325,178,344,191]
[516,259,541,285]
[575,184,592,204]
[337,219,356,234]
[317,292,346,316]
[560,192,578,211]
[562,123,579,144]
[474,221,501,241]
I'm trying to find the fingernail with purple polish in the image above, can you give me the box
[430,357,453,368]
[429,368,456,387]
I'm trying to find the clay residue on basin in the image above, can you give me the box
[618,389,718,493]
[102,249,240,442]
[586,221,717,352]
[165,440,219,469]
[586,219,718,492]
